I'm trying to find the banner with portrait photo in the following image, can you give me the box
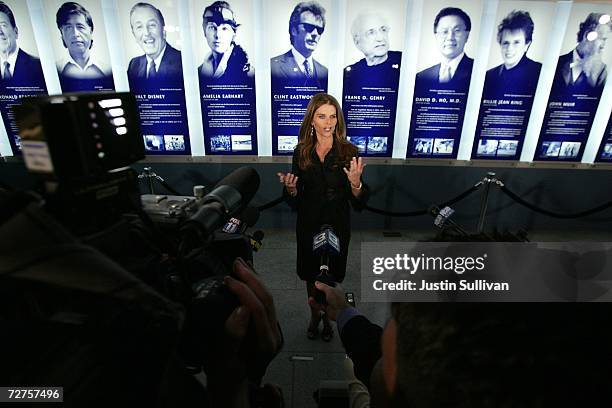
[0,0,48,155]
[595,114,612,162]
[407,0,483,159]
[190,0,257,155]
[118,0,190,155]
[268,0,332,155]
[43,0,114,92]
[534,3,611,162]
[341,0,407,157]
[472,0,555,160]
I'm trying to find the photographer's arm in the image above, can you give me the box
[206,258,283,408]
[310,282,383,387]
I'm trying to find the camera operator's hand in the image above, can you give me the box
[309,281,351,321]
[207,258,283,407]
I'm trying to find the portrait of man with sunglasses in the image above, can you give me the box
[270,1,328,87]
[343,10,402,88]
[416,6,473,91]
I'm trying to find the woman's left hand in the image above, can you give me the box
[343,156,366,188]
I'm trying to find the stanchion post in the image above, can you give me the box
[476,172,495,234]
[138,166,167,195]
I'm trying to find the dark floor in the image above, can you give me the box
[250,228,611,407]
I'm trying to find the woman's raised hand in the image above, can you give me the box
[277,172,298,195]
[343,157,365,188]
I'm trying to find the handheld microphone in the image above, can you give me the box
[429,205,468,236]
[312,225,340,304]
[237,206,260,234]
[180,167,260,253]
[222,206,260,234]
[249,230,264,252]
[313,224,340,274]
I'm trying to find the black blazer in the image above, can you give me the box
[270,50,327,86]
[552,50,607,93]
[484,56,542,97]
[127,43,183,81]
[5,48,45,84]
[416,54,474,90]
[284,143,369,283]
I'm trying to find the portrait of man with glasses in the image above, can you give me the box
[416,6,473,90]
[343,10,402,88]
[270,1,327,87]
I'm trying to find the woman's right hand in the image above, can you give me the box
[277,172,298,196]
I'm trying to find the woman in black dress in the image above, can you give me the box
[277,93,368,341]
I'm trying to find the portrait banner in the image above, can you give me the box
[341,0,407,157]
[190,0,257,155]
[118,0,190,155]
[534,3,611,162]
[472,0,555,160]
[407,0,483,159]
[268,0,332,156]
[43,0,115,92]
[595,114,612,162]
[0,0,48,155]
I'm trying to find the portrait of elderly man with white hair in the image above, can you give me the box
[343,10,402,88]
[551,12,611,95]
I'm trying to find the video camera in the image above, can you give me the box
[11,92,263,375]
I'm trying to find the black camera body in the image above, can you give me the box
[141,193,203,226]
[11,92,261,375]
[136,185,261,374]
[136,175,261,373]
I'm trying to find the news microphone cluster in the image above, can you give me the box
[312,225,340,304]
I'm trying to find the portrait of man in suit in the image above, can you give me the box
[270,1,327,86]
[55,2,110,81]
[416,7,473,90]
[344,11,402,88]
[0,1,45,84]
[198,1,253,81]
[127,2,182,82]
[485,10,542,96]
[551,12,611,95]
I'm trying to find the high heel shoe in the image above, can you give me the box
[307,318,321,340]
[321,325,333,342]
